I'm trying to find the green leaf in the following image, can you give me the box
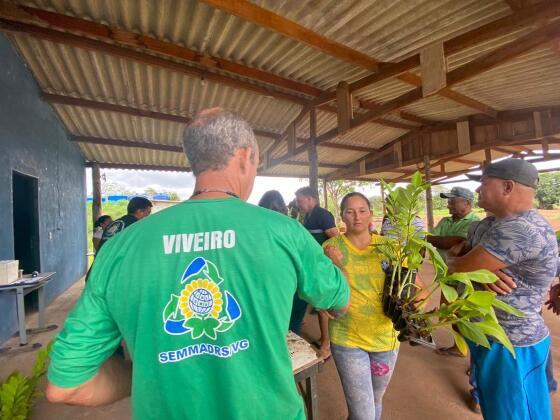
[451,329,469,356]
[440,283,458,303]
[205,260,223,284]
[466,291,495,308]
[163,294,180,322]
[475,317,516,357]
[467,269,498,284]
[215,320,234,333]
[410,171,424,188]
[457,320,490,349]
[492,299,525,318]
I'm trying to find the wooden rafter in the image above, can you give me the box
[337,21,560,148]
[198,0,380,71]
[72,135,183,153]
[85,161,190,172]
[56,98,374,156]
[76,135,345,169]
[327,107,560,181]
[1,3,322,97]
[0,18,308,105]
[0,6,419,133]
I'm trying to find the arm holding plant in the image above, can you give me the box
[426,235,465,250]
[449,246,517,295]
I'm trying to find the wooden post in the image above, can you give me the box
[484,148,492,167]
[379,183,386,216]
[308,108,319,197]
[323,179,328,209]
[92,163,102,225]
[336,81,352,134]
[423,155,434,231]
[308,141,319,197]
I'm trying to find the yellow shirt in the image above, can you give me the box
[323,234,399,352]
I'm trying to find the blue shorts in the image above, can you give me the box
[469,336,551,420]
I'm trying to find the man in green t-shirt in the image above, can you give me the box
[46,108,350,420]
[427,186,479,261]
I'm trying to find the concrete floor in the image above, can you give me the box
[1,267,559,420]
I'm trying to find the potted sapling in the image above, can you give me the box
[374,172,524,355]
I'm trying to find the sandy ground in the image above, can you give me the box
[1,264,559,420]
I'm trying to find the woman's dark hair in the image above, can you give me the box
[258,190,288,215]
[94,215,112,228]
[340,192,371,215]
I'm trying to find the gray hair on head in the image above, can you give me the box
[182,107,258,175]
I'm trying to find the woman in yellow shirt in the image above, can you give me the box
[323,192,399,420]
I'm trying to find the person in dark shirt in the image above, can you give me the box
[98,197,153,250]
[295,186,339,358]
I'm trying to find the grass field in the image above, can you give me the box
[86,202,560,257]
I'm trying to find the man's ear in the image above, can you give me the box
[503,180,515,194]
[237,147,252,174]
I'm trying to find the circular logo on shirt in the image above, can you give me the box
[162,257,242,340]
[103,220,125,238]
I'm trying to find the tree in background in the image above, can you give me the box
[144,187,157,197]
[318,179,371,223]
[101,179,134,196]
[535,172,560,209]
[167,191,181,201]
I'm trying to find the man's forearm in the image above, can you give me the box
[46,356,132,407]
[427,235,465,250]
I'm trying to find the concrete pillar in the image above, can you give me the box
[92,163,102,225]
[423,155,434,231]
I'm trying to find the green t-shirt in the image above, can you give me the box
[431,211,479,260]
[431,211,479,238]
[48,198,349,420]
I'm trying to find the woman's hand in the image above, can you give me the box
[324,245,344,268]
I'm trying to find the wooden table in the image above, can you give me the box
[289,331,323,420]
[0,272,58,355]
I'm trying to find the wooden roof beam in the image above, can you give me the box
[85,161,190,172]
[72,135,183,153]
[344,21,560,142]
[308,3,560,114]
[43,92,278,139]
[0,4,430,134]
[198,0,380,71]
[0,3,323,97]
[0,18,308,105]
[327,105,560,180]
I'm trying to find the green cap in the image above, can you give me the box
[440,186,474,201]
[466,158,539,188]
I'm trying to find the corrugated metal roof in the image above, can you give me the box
[454,47,560,111]
[18,0,370,90]
[251,0,510,62]
[5,0,560,180]
[12,35,303,133]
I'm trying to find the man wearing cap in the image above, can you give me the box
[450,158,558,420]
[427,186,479,261]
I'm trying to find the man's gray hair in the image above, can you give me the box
[183,108,258,175]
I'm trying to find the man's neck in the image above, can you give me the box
[492,205,533,220]
[451,212,468,221]
[191,171,242,200]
